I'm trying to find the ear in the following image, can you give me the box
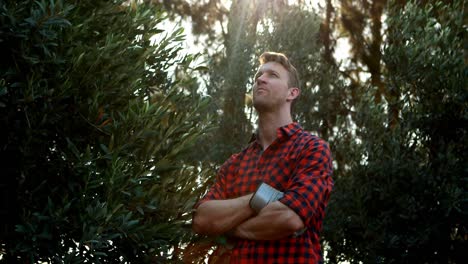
[287,87,300,101]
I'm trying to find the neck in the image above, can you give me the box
[257,110,293,150]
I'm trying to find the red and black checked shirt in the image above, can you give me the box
[199,123,334,264]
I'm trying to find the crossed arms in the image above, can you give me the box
[192,194,304,240]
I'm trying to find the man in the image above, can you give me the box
[192,52,334,263]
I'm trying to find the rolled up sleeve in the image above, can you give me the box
[279,138,334,227]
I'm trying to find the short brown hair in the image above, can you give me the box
[258,52,300,90]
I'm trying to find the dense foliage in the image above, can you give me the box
[0,0,213,262]
[1,0,466,263]
[324,1,467,263]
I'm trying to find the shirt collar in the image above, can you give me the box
[249,122,302,143]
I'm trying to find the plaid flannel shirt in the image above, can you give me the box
[198,123,334,263]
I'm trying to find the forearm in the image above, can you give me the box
[231,201,304,240]
[192,194,255,236]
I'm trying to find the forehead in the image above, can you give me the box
[256,61,288,75]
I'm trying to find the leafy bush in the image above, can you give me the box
[0,0,212,262]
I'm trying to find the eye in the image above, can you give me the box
[270,72,279,78]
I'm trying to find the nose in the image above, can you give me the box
[256,73,267,85]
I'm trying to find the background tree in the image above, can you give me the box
[0,0,212,262]
[324,0,467,262]
[321,0,403,128]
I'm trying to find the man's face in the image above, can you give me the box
[253,61,292,112]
